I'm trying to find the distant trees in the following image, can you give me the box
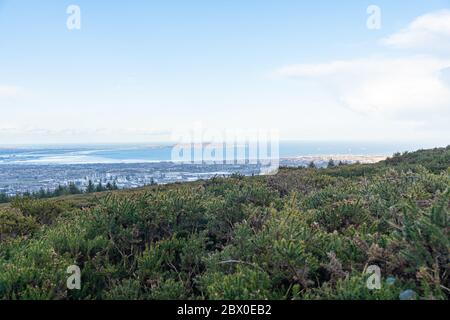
[96,182,105,193]
[95,181,119,192]
[86,180,96,193]
[85,180,119,193]
[68,182,81,195]
[305,158,342,169]
[0,180,119,203]
[308,161,316,169]
[327,159,336,168]
[0,193,10,203]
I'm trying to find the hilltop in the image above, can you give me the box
[0,147,449,300]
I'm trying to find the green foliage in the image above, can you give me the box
[391,190,450,299]
[302,273,406,300]
[0,208,38,240]
[104,279,142,300]
[200,266,273,300]
[0,180,119,205]
[0,239,72,299]
[384,146,450,173]
[10,198,70,225]
[0,148,448,300]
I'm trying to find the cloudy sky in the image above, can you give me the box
[0,0,449,145]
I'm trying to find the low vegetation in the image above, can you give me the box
[0,180,119,204]
[0,147,449,300]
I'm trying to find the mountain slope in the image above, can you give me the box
[0,147,449,300]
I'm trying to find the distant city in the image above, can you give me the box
[0,155,386,196]
[1,141,426,196]
[0,162,259,196]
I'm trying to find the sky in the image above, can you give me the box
[0,0,449,145]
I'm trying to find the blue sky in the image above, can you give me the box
[0,0,449,145]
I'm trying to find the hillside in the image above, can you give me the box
[0,147,449,300]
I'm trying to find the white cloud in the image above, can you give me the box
[381,10,450,51]
[0,85,21,97]
[277,56,450,117]
[277,9,450,120]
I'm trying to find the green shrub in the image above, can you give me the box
[149,279,186,300]
[301,273,407,300]
[104,279,142,300]
[0,208,38,240]
[391,190,449,299]
[200,266,273,300]
[11,198,69,225]
[0,239,72,299]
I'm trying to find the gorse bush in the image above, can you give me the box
[10,198,71,225]
[0,208,38,241]
[199,266,273,300]
[0,147,449,300]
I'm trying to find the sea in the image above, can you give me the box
[0,141,437,165]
